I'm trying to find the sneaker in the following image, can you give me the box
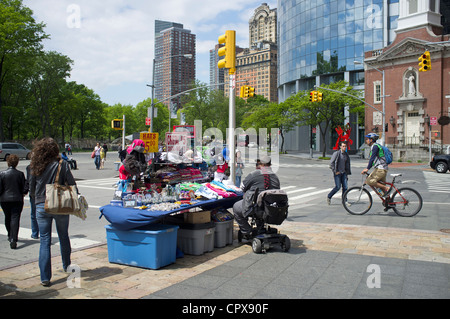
[41,281,51,287]
[327,197,331,205]
[382,187,392,197]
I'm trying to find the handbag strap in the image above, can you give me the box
[53,160,63,185]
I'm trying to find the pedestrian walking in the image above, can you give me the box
[235,150,244,187]
[93,142,101,170]
[0,155,28,249]
[29,137,78,287]
[327,141,351,205]
[100,146,106,169]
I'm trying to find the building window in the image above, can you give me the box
[374,81,382,104]
[408,0,418,14]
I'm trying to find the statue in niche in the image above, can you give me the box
[407,74,416,96]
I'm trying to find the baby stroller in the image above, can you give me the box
[238,188,290,253]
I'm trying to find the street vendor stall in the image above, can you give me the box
[99,138,241,269]
[99,195,242,231]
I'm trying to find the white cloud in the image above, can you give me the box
[22,0,277,105]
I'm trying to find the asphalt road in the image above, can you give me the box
[0,150,449,270]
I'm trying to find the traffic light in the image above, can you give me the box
[240,85,255,98]
[218,30,236,74]
[309,91,314,102]
[111,119,122,130]
[418,51,431,72]
[317,92,323,102]
[312,91,318,102]
[247,86,255,98]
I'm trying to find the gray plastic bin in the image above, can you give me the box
[214,219,234,247]
[177,222,215,255]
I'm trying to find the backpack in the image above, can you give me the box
[375,144,393,165]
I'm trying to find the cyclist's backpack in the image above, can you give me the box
[376,144,393,165]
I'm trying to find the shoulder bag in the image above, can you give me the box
[45,160,81,215]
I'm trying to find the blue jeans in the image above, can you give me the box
[36,203,71,282]
[30,197,39,238]
[94,155,101,169]
[327,172,348,199]
[235,175,242,187]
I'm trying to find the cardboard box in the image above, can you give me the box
[184,210,211,224]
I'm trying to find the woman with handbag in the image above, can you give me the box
[0,155,28,249]
[29,138,78,287]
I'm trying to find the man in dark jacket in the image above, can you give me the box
[0,155,28,249]
[232,155,280,237]
[327,141,351,205]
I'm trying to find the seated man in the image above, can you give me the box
[61,152,77,170]
[232,155,280,238]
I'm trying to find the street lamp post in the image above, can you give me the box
[355,60,386,146]
[148,54,193,133]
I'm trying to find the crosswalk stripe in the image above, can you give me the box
[77,185,116,190]
[0,224,100,249]
[289,189,330,201]
[285,187,316,194]
[423,171,450,193]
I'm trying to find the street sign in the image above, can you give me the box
[166,132,189,155]
[140,132,159,153]
[430,116,437,126]
[145,117,151,126]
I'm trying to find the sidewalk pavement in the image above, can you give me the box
[0,220,449,299]
[1,152,446,300]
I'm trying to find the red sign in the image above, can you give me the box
[145,117,151,126]
[430,117,437,126]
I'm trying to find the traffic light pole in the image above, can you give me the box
[228,73,236,185]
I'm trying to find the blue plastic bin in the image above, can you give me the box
[105,224,179,269]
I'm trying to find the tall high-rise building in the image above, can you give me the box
[249,3,277,48]
[154,20,196,109]
[215,3,278,102]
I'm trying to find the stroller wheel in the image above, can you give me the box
[281,236,291,252]
[252,238,263,254]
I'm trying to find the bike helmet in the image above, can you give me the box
[365,133,379,141]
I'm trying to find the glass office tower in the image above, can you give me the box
[278,0,400,151]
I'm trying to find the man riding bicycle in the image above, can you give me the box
[361,133,391,196]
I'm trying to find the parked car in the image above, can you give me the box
[430,154,450,173]
[0,142,31,161]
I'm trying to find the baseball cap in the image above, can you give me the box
[260,155,271,164]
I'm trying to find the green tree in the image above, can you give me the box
[29,51,73,136]
[0,0,48,141]
[289,81,364,157]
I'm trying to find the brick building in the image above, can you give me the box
[363,0,450,160]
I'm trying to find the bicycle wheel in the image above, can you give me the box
[391,187,423,217]
[342,187,373,215]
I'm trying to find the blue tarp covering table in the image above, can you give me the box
[99,196,242,231]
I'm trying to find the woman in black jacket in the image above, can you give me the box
[30,137,77,287]
[0,154,28,249]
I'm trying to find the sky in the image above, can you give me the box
[22,0,277,107]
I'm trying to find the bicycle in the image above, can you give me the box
[342,172,423,217]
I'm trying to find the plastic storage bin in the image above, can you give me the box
[176,222,215,255]
[105,224,179,269]
[214,219,234,247]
